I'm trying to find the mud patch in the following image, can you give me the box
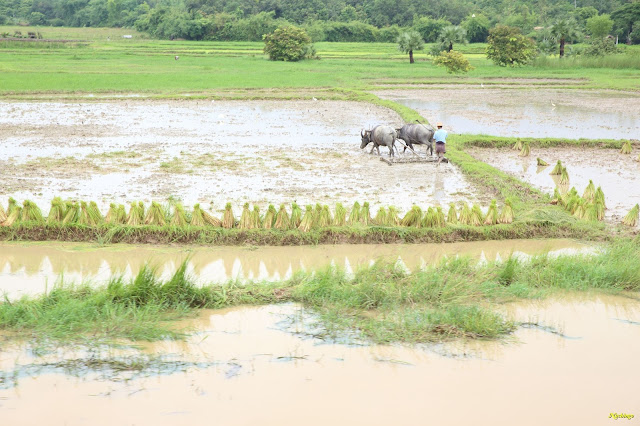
[471,147,640,222]
[0,100,484,214]
[375,88,640,139]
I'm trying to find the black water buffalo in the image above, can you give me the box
[396,123,435,156]
[360,125,397,157]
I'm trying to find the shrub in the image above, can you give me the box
[433,50,474,73]
[486,25,537,67]
[263,26,314,61]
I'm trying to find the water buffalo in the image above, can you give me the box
[360,125,397,157]
[396,123,435,156]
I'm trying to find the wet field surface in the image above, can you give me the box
[2,294,639,426]
[0,239,590,300]
[0,100,484,214]
[376,88,640,139]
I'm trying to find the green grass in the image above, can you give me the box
[1,238,638,345]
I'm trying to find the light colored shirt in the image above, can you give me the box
[434,129,448,143]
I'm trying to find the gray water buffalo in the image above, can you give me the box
[396,123,435,156]
[360,125,397,157]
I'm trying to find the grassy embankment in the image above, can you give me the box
[1,238,638,345]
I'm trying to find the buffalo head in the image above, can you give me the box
[360,129,372,149]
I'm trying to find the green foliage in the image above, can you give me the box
[611,2,640,43]
[413,16,451,43]
[263,26,314,62]
[583,37,619,56]
[586,14,614,39]
[461,14,490,43]
[433,50,474,73]
[550,18,581,57]
[396,30,424,63]
[486,25,537,67]
[435,25,468,53]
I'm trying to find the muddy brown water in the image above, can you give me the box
[0,100,483,214]
[0,239,590,300]
[1,294,639,425]
[376,88,640,139]
[471,147,640,223]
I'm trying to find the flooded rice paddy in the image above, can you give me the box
[0,100,484,214]
[471,147,640,222]
[2,294,639,426]
[376,88,640,139]
[0,239,589,300]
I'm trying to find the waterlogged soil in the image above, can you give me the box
[0,239,589,300]
[1,295,639,426]
[471,147,640,223]
[0,100,484,215]
[375,88,640,139]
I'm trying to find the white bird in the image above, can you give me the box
[551,102,556,107]
[312,97,317,101]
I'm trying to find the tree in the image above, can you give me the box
[263,26,314,61]
[461,14,490,43]
[550,18,580,57]
[486,25,537,67]
[611,2,640,43]
[397,30,424,63]
[586,14,613,39]
[433,50,474,73]
[413,16,451,43]
[437,25,468,52]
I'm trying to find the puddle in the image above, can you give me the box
[375,88,640,139]
[471,147,640,222]
[0,100,483,213]
[0,239,590,300]
[1,294,639,425]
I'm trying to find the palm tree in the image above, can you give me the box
[397,31,424,64]
[438,25,468,52]
[550,19,580,58]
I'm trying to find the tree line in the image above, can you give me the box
[1,0,639,44]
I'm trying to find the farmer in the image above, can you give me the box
[433,122,448,165]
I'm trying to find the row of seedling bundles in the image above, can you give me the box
[0,198,514,230]
[551,180,606,221]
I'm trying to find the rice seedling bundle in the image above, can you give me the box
[512,140,523,150]
[298,205,314,232]
[594,200,605,221]
[360,202,372,225]
[421,207,436,228]
[239,203,253,229]
[115,204,127,224]
[290,203,302,228]
[559,167,570,185]
[447,203,458,224]
[565,195,580,214]
[319,205,332,228]
[105,203,118,224]
[7,198,18,216]
[251,206,262,229]
[171,203,188,227]
[401,205,422,227]
[78,201,93,225]
[333,203,347,226]
[583,203,598,222]
[312,204,323,228]
[582,180,595,202]
[622,204,639,227]
[126,202,142,226]
[572,199,586,219]
[46,197,65,223]
[498,199,514,224]
[519,142,530,157]
[202,207,222,227]
[0,203,7,223]
[436,207,446,227]
[20,200,44,223]
[374,207,388,226]
[145,201,166,226]
[550,160,563,175]
[551,187,563,206]
[222,203,235,229]
[595,187,606,209]
[263,205,277,229]
[190,204,206,227]
[275,204,291,230]
[536,158,548,166]
[62,202,80,225]
[470,205,483,226]
[87,202,103,224]
[458,203,472,225]
[483,200,498,225]
[138,202,146,221]
[1,206,21,226]
[387,206,400,226]
[348,201,361,225]
[620,140,632,154]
